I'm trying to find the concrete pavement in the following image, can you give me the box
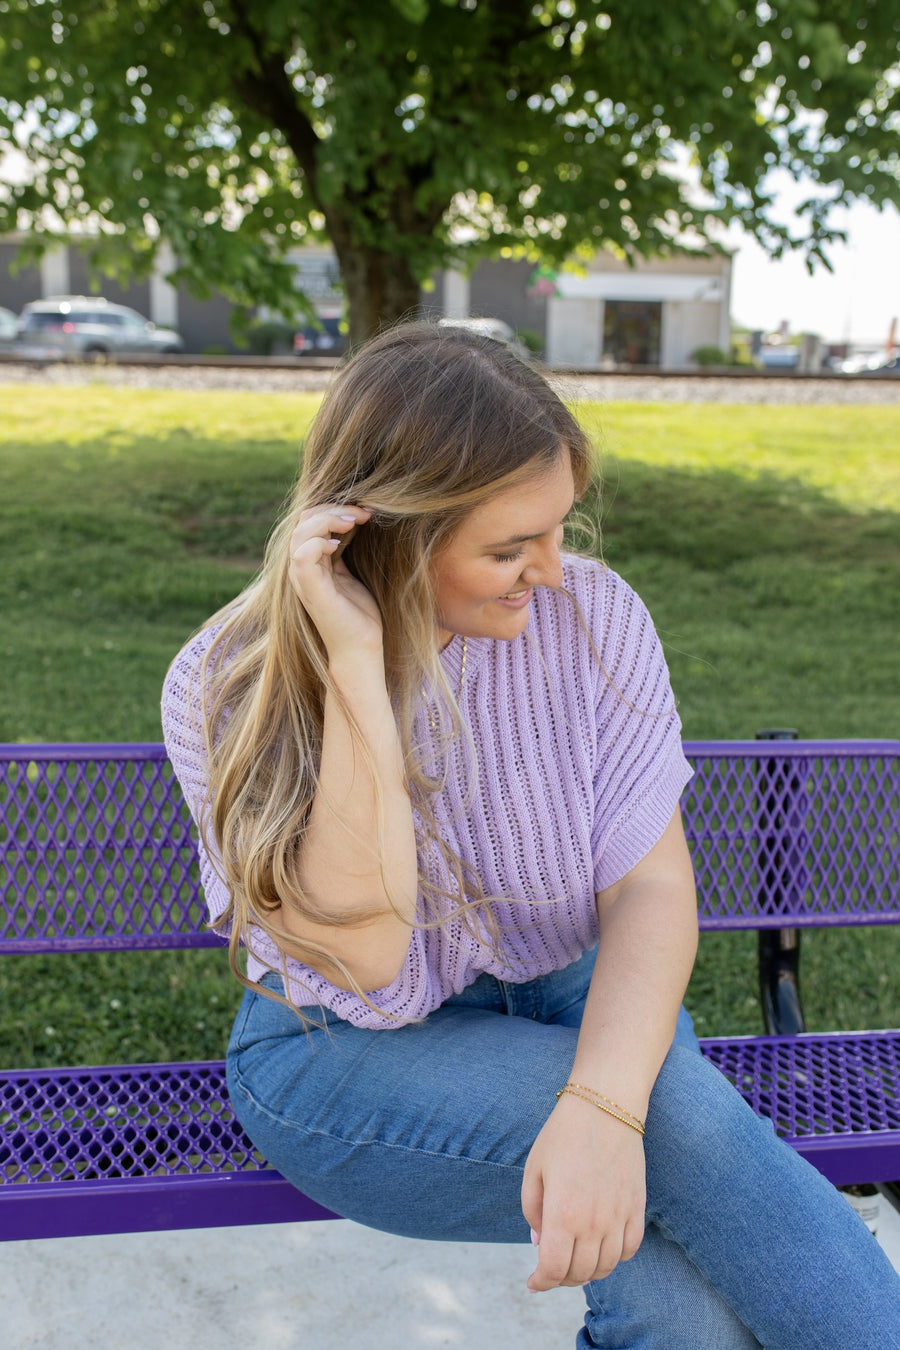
[5,1219,586,1349]
[6,1191,900,1349]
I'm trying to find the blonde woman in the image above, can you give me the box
[163,323,899,1348]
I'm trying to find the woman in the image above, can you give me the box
[162,322,900,1348]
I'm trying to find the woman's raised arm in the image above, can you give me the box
[275,504,419,993]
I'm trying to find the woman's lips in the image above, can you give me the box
[496,587,534,610]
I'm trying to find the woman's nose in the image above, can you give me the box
[523,537,564,589]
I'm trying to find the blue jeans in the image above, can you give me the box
[226,948,900,1348]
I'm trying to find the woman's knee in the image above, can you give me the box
[649,1045,765,1148]
[643,1044,780,1207]
[579,1223,761,1350]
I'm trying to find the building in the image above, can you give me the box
[437,251,732,369]
[2,234,732,368]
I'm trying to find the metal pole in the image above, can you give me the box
[755,728,807,1036]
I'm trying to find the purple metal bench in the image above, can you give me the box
[2,739,899,1241]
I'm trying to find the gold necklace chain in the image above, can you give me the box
[428,634,468,731]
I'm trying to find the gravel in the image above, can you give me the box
[1,356,899,404]
[551,370,900,405]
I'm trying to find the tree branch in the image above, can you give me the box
[226,0,323,204]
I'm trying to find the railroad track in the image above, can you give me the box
[1,352,898,404]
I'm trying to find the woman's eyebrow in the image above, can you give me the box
[484,529,537,549]
[484,501,575,550]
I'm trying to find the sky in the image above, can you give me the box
[726,178,899,350]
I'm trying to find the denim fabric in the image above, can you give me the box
[227,950,900,1349]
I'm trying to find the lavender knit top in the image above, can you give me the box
[161,555,692,1029]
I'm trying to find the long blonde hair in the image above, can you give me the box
[197,322,592,1003]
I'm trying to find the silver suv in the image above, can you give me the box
[16,296,184,359]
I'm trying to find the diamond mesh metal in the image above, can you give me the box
[701,1032,900,1141]
[2,740,900,1229]
[1,743,214,952]
[0,1062,266,1185]
[682,741,900,929]
[3,1038,896,1197]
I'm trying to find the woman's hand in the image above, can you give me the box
[521,1092,646,1292]
[520,814,696,1292]
[288,504,381,659]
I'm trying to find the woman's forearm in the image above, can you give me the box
[569,811,699,1119]
[522,810,699,1291]
[278,650,419,989]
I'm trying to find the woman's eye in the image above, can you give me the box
[494,550,524,564]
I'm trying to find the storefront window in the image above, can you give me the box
[603,301,662,366]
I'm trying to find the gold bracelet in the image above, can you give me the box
[555,1083,646,1137]
[561,1082,646,1131]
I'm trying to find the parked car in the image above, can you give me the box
[0,305,19,351]
[15,296,184,359]
[845,352,900,377]
[293,315,346,356]
[438,317,531,360]
[759,343,799,369]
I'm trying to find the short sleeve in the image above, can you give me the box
[161,630,233,931]
[584,570,693,892]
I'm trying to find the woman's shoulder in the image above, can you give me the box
[162,621,222,706]
[160,619,228,769]
[560,552,614,594]
[535,555,663,683]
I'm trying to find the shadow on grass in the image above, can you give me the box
[578,461,900,572]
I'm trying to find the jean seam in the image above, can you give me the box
[230,1075,528,1175]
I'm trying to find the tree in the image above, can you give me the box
[1,0,898,347]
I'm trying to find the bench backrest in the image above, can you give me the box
[1,743,211,954]
[2,740,899,955]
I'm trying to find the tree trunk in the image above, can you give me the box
[333,236,424,350]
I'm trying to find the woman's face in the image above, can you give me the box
[431,454,576,648]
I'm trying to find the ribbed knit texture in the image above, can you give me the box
[161,556,692,1028]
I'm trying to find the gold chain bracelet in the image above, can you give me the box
[562,1082,646,1131]
[555,1082,646,1137]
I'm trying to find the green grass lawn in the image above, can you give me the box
[580,402,900,740]
[1,386,898,1065]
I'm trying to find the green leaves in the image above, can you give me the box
[1,0,898,336]
[389,0,429,21]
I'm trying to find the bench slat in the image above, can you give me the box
[0,1169,339,1242]
[1,743,208,953]
[3,741,899,950]
[3,1035,899,1239]
[0,1059,341,1238]
[683,740,900,929]
[700,1030,900,1185]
